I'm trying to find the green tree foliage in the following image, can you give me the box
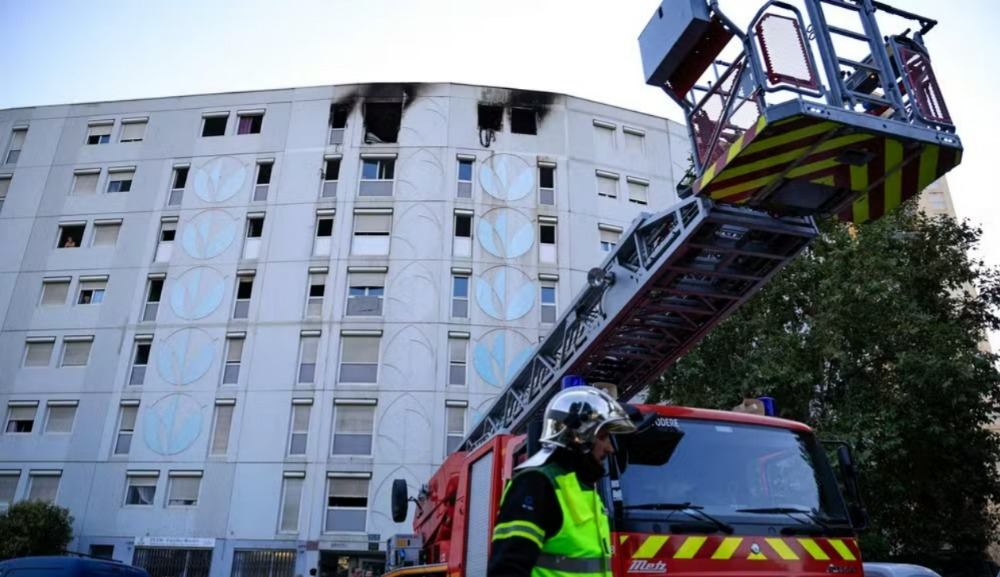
[648,204,1000,560]
[0,500,74,560]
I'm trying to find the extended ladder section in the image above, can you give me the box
[461,199,817,450]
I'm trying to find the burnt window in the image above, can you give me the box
[511,108,537,135]
[478,104,504,131]
[331,105,350,129]
[363,102,401,144]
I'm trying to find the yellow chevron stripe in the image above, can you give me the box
[851,193,871,224]
[620,535,629,545]
[798,539,831,561]
[748,551,768,561]
[711,537,743,560]
[829,540,857,561]
[701,162,718,188]
[713,133,874,183]
[813,175,836,187]
[884,139,904,212]
[917,145,940,191]
[766,539,800,561]
[633,535,669,559]
[727,133,746,163]
[674,536,706,559]
[740,121,836,156]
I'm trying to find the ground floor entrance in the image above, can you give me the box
[318,551,385,577]
[133,547,213,577]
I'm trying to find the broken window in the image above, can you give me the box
[511,108,537,135]
[329,104,350,145]
[363,102,401,144]
[478,104,503,131]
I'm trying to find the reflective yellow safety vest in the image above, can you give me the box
[493,462,613,577]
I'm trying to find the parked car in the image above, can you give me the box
[864,563,944,577]
[0,556,150,577]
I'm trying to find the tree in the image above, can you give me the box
[647,203,1000,561]
[0,500,74,560]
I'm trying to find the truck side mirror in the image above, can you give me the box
[835,444,869,531]
[391,479,409,523]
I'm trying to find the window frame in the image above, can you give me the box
[5,404,37,434]
[124,472,158,507]
[331,401,377,456]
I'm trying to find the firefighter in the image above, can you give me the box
[487,385,637,577]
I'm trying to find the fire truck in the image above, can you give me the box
[384,0,962,574]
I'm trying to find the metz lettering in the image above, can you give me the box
[827,565,858,574]
[629,560,667,573]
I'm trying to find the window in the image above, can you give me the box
[325,476,369,532]
[279,474,305,533]
[539,220,557,263]
[106,168,134,193]
[627,177,649,205]
[89,545,114,560]
[120,118,147,143]
[243,215,265,259]
[44,402,77,434]
[125,473,157,506]
[351,212,392,256]
[142,276,164,321]
[510,108,537,135]
[594,120,616,149]
[5,404,36,434]
[86,122,112,145]
[454,212,473,258]
[448,337,467,386]
[0,472,18,510]
[254,161,272,201]
[129,336,152,385]
[298,333,320,384]
[77,278,107,305]
[167,472,201,506]
[202,114,228,137]
[322,157,340,198]
[40,279,70,306]
[314,213,334,257]
[539,164,555,205]
[541,284,557,324]
[478,104,504,131]
[624,126,646,154]
[329,103,349,145]
[234,275,254,319]
[457,158,473,198]
[92,220,121,247]
[27,472,60,503]
[24,339,54,368]
[363,102,401,144]
[359,158,395,196]
[445,403,467,455]
[288,402,311,455]
[237,111,264,135]
[346,270,385,317]
[155,219,176,262]
[452,275,469,318]
[331,402,375,455]
[210,402,234,455]
[339,334,380,383]
[0,174,9,213]
[169,165,189,206]
[61,337,93,367]
[306,272,327,318]
[114,404,138,455]
[58,223,85,249]
[597,171,619,198]
[72,169,100,195]
[6,128,27,164]
[600,226,621,253]
[222,334,244,384]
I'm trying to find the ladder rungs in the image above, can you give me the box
[838,56,880,72]
[846,91,892,106]
[819,0,861,11]
[829,25,871,43]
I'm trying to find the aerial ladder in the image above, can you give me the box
[388,1,962,575]
[462,0,962,452]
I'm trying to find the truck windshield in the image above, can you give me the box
[614,418,850,525]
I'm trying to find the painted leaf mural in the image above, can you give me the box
[143,394,203,456]
[474,329,535,388]
[157,328,215,385]
[475,266,535,321]
[480,154,534,201]
[477,208,534,258]
[182,210,238,259]
[170,267,225,320]
[194,156,247,203]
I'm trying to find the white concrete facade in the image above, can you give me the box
[0,82,686,577]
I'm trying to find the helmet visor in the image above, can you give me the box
[597,416,638,436]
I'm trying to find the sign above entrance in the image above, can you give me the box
[134,536,217,548]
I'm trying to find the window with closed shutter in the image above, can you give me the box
[24,341,54,367]
[332,405,375,455]
[298,336,319,383]
[61,340,92,366]
[0,474,18,507]
[279,477,304,532]
[115,405,138,455]
[120,120,147,143]
[93,223,121,247]
[446,406,466,455]
[41,281,70,306]
[288,405,310,455]
[45,405,76,433]
[339,337,380,383]
[72,172,99,195]
[27,474,59,503]
[449,339,467,386]
[167,475,201,506]
[210,405,234,455]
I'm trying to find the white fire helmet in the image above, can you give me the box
[539,385,637,450]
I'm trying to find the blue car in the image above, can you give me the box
[0,556,150,577]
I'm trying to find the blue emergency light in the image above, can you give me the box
[562,375,586,389]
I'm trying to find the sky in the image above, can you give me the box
[1,0,998,350]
